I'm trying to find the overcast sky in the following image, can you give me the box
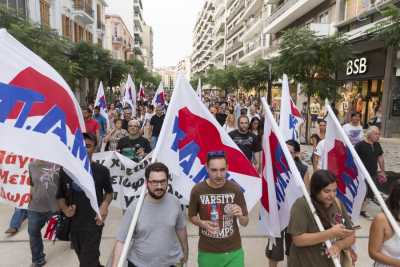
[106,0,204,68]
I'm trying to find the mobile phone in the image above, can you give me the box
[351,225,361,230]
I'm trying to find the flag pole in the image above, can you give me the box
[261,97,342,267]
[116,75,181,267]
[325,101,400,238]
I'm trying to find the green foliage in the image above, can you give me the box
[275,27,349,100]
[370,4,400,47]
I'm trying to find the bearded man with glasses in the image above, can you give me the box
[112,162,188,267]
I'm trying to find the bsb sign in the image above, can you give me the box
[346,57,367,76]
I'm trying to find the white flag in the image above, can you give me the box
[322,103,367,221]
[260,98,304,237]
[122,74,136,116]
[152,82,165,107]
[153,74,261,210]
[0,29,99,214]
[279,74,303,141]
[94,81,109,128]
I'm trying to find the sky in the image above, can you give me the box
[106,0,204,68]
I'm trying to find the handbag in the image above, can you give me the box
[55,212,71,241]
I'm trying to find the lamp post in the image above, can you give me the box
[108,65,113,104]
[267,62,272,105]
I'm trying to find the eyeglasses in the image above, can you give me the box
[147,179,167,186]
[207,150,225,158]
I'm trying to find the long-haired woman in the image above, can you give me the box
[287,170,355,267]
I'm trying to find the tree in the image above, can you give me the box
[370,4,400,48]
[275,27,350,141]
[206,66,239,96]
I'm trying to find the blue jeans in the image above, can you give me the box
[150,136,158,150]
[27,210,52,265]
[9,208,28,229]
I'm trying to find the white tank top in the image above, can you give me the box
[374,234,400,267]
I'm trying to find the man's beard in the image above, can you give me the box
[148,188,166,199]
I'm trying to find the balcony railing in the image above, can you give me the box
[227,22,243,40]
[227,0,245,24]
[73,3,94,18]
[112,36,123,44]
[265,0,298,25]
[226,41,243,55]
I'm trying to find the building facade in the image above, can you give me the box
[155,66,177,91]
[142,22,154,71]
[1,0,108,46]
[191,0,215,75]
[176,56,192,81]
[104,14,134,61]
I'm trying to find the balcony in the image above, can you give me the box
[308,23,334,36]
[112,35,123,44]
[134,0,143,11]
[73,2,94,25]
[264,0,324,34]
[227,22,243,40]
[240,37,264,63]
[241,15,263,41]
[227,0,245,25]
[226,41,243,56]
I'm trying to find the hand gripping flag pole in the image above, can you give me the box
[324,100,400,238]
[261,97,342,267]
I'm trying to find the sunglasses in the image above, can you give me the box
[207,150,225,158]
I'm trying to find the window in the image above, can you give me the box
[40,0,50,27]
[1,0,28,17]
[62,15,72,39]
[319,11,329,23]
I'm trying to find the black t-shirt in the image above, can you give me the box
[117,136,151,162]
[121,119,129,131]
[229,130,262,160]
[56,162,113,231]
[294,158,308,180]
[150,114,165,137]
[215,113,227,126]
[355,140,383,177]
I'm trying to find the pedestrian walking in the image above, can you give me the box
[287,170,356,267]
[189,151,249,267]
[112,162,188,267]
[57,133,113,267]
[27,159,60,267]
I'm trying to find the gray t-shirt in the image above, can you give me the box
[116,193,186,267]
[28,160,60,212]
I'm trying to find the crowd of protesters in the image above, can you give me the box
[3,90,399,267]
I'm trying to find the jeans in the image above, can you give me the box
[9,208,28,229]
[150,136,158,150]
[27,210,52,265]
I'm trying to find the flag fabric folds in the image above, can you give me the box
[279,74,303,142]
[260,98,304,237]
[322,103,367,221]
[152,82,165,107]
[153,74,261,210]
[138,81,145,101]
[122,74,136,115]
[94,81,109,128]
[0,29,99,214]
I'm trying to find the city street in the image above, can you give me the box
[1,138,398,267]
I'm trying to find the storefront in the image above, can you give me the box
[336,40,386,128]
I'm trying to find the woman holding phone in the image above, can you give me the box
[287,170,356,267]
[369,180,400,267]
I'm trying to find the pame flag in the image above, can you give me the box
[260,98,303,237]
[152,82,165,107]
[279,74,303,141]
[154,74,261,210]
[123,74,136,115]
[94,81,109,127]
[138,81,145,101]
[0,29,99,214]
[322,103,367,220]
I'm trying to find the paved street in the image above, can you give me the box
[0,138,398,267]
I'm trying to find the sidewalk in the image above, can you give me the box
[0,202,376,267]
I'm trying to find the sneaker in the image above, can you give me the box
[4,228,17,235]
[30,260,46,267]
[360,211,373,220]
